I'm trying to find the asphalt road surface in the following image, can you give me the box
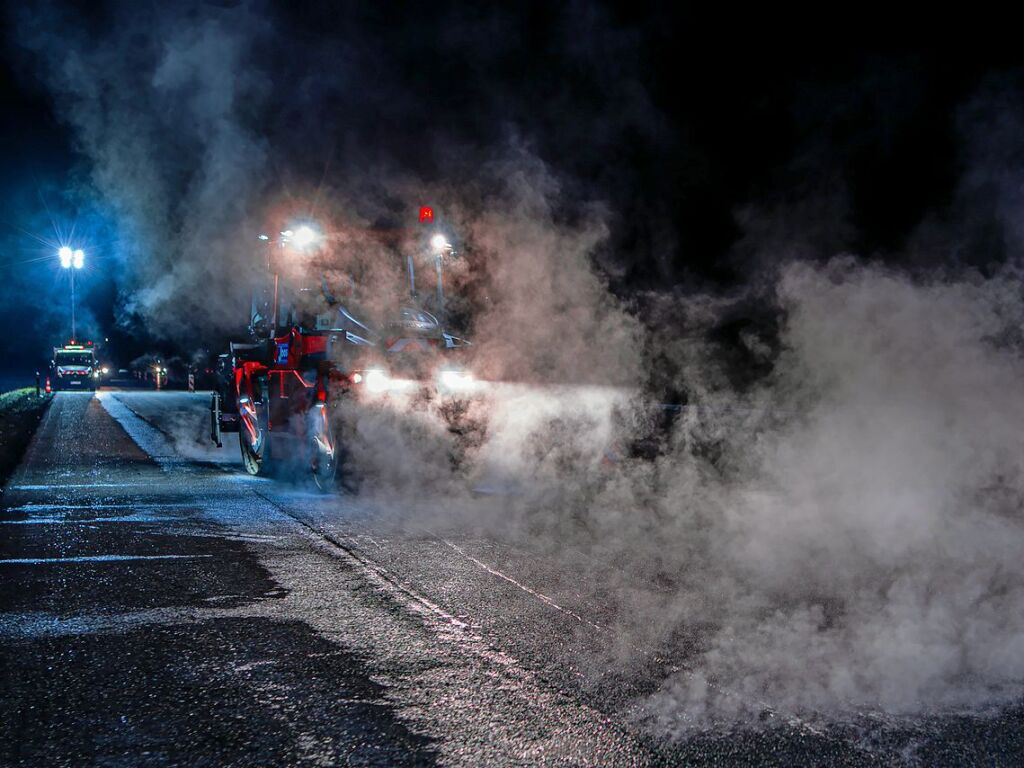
[2,391,1023,766]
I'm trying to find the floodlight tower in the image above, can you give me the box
[58,246,85,340]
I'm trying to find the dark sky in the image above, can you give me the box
[2,2,1023,378]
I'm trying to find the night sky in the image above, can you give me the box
[1,3,1022,383]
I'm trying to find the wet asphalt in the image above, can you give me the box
[1,391,1023,766]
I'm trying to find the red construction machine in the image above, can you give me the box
[209,206,477,488]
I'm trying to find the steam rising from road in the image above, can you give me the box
[16,0,1024,733]
[632,263,1024,725]
[340,208,1024,727]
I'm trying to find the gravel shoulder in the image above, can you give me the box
[0,388,51,492]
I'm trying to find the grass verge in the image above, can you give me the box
[0,388,52,491]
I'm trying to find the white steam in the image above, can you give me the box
[685,263,1024,711]
[622,261,1024,726]
[17,0,1024,735]
[338,239,1024,727]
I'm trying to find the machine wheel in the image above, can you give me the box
[239,427,269,475]
[310,433,338,491]
[239,398,270,476]
[309,408,338,491]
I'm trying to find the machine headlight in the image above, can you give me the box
[357,368,416,394]
[364,369,392,394]
[438,369,477,393]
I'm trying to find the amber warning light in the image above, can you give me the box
[419,206,434,224]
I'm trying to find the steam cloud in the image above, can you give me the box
[15,0,272,340]
[336,217,1024,728]
[15,0,1024,735]
[631,262,1024,726]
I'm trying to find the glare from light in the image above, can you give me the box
[102,367,110,374]
[438,369,477,392]
[352,372,363,384]
[430,234,449,253]
[280,230,294,238]
[58,246,73,268]
[364,369,391,394]
[72,249,85,269]
[292,225,318,248]
[258,234,270,241]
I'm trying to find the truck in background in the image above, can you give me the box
[49,341,98,392]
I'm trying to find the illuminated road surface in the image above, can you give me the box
[2,391,1022,766]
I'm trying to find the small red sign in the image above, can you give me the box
[419,206,434,224]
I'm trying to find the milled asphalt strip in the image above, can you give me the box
[103,392,181,440]
[95,392,190,467]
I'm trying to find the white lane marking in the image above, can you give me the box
[10,484,132,490]
[0,608,195,638]
[0,514,187,525]
[437,537,605,633]
[432,534,831,737]
[5,503,198,511]
[0,555,212,564]
[254,491,471,631]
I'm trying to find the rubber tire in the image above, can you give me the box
[310,427,339,491]
[239,409,270,476]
